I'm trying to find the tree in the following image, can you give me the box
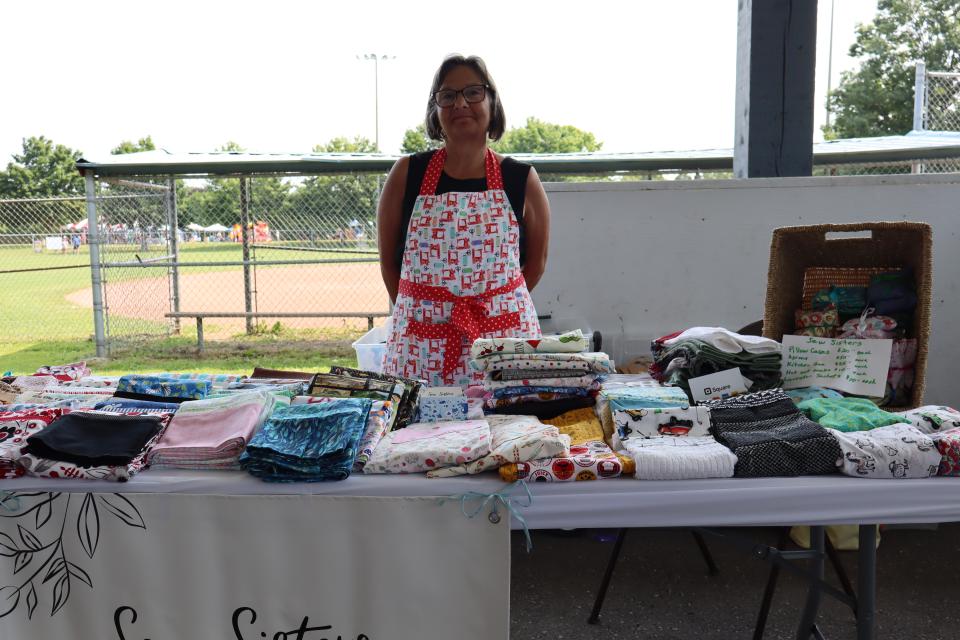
[0,136,85,199]
[111,136,157,155]
[281,137,382,245]
[493,117,602,154]
[400,124,441,154]
[826,0,960,139]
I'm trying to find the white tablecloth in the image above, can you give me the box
[6,471,960,529]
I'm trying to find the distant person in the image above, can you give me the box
[377,54,550,385]
[60,235,68,254]
[71,234,81,253]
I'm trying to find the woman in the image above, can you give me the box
[378,54,550,386]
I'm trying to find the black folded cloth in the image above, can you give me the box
[23,411,165,467]
[705,389,841,478]
[490,396,596,420]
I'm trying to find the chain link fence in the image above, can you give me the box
[4,151,960,356]
[926,72,960,132]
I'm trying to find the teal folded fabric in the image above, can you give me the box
[797,397,903,432]
[240,398,372,482]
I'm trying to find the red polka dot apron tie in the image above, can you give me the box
[382,148,541,386]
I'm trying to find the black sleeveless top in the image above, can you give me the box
[396,149,532,269]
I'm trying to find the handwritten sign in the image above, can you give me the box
[781,335,893,397]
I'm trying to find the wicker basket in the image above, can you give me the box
[763,222,933,409]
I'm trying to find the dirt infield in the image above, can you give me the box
[66,263,390,335]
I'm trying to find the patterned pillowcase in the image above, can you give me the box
[795,305,838,337]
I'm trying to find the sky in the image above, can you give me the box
[1,0,879,163]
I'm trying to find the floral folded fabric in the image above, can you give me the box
[471,330,589,360]
[892,406,960,434]
[117,375,212,400]
[797,397,903,432]
[499,440,624,482]
[838,314,897,339]
[490,369,591,381]
[929,427,960,476]
[828,423,939,479]
[794,306,838,337]
[623,436,737,480]
[62,376,120,388]
[364,420,491,474]
[240,399,372,482]
[885,339,917,406]
[19,411,170,482]
[428,415,570,478]
[811,287,868,316]
[148,390,282,470]
[0,408,64,478]
[291,397,393,471]
[328,366,423,429]
[470,352,614,374]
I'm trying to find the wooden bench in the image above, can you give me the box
[165,312,390,352]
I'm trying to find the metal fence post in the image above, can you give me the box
[240,177,254,334]
[84,171,107,357]
[166,177,181,333]
[913,62,926,132]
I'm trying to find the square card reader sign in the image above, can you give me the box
[781,335,893,398]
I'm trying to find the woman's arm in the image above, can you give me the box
[521,166,550,291]
[376,156,410,304]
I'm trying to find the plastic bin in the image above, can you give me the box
[352,324,388,373]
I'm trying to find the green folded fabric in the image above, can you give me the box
[796,397,903,432]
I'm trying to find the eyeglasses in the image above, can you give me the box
[433,84,489,107]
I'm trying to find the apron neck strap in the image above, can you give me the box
[419,147,503,196]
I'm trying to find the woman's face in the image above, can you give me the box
[436,65,490,142]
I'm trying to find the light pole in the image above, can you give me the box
[825,0,837,130]
[357,53,395,150]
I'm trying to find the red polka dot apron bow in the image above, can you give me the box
[382,148,541,386]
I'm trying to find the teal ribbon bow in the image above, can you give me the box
[440,480,535,552]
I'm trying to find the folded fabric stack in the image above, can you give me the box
[926,426,960,476]
[650,327,782,399]
[364,420,491,474]
[19,409,171,482]
[0,408,64,478]
[62,375,120,388]
[705,389,841,478]
[35,361,91,382]
[624,436,738,480]
[292,397,394,471]
[427,415,570,478]
[471,330,612,419]
[797,397,903,432]
[829,423,940,479]
[499,408,633,482]
[329,366,423,429]
[241,398,372,482]
[148,390,283,470]
[94,398,182,414]
[604,385,692,449]
[308,372,404,410]
[116,375,213,402]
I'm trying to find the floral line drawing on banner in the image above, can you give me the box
[0,491,146,620]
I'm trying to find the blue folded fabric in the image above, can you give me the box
[117,375,212,400]
[240,398,371,482]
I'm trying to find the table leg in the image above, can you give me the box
[857,525,877,640]
[588,528,628,624]
[795,525,824,640]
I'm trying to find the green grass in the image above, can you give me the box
[0,331,363,376]
[0,241,375,343]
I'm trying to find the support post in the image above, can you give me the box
[796,525,825,640]
[166,177,181,334]
[913,62,926,132]
[240,177,254,334]
[857,525,877,640]
[734,0,819,178]
[84,171,107,358]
